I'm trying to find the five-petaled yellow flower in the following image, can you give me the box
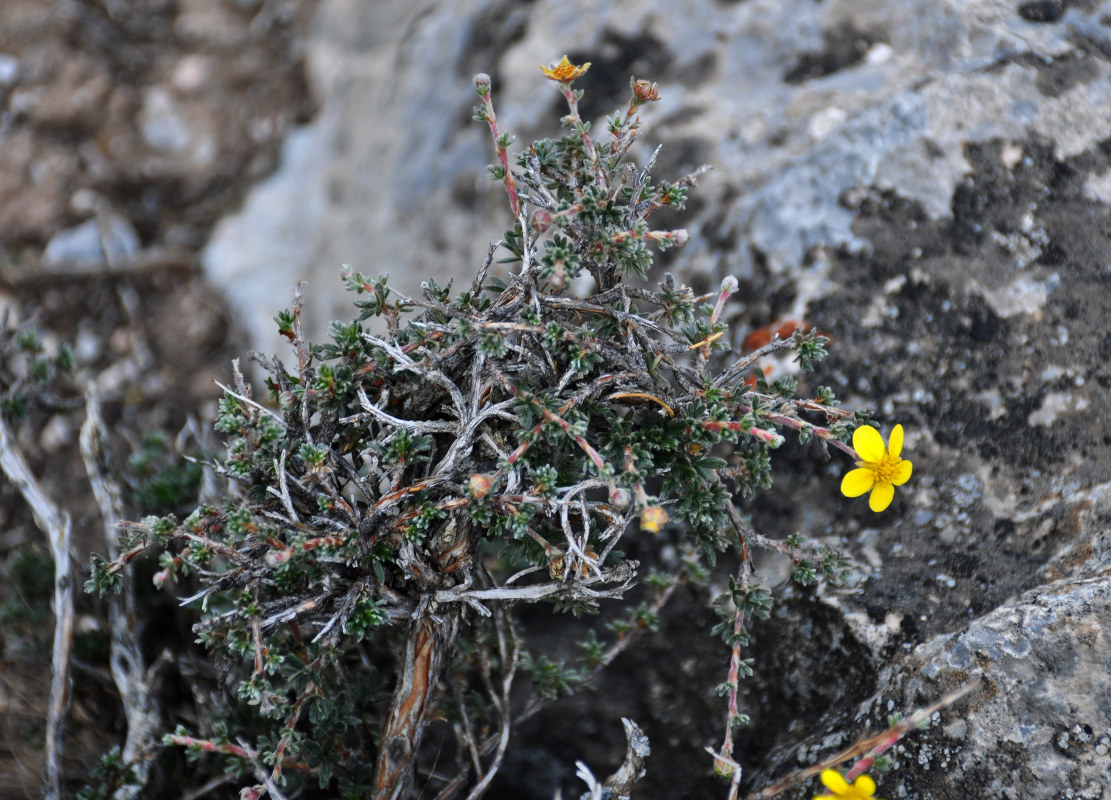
[840,424,913,512]
[812,769,883,800]
[541,55,591,83]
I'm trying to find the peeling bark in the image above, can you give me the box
[374,609,462,799]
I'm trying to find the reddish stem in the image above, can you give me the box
[476,81,520,217]
[561,84,602,187]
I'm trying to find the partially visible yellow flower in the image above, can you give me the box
[840,424,913,512]
[640,505,668,533]
[541,55,591,83]
[812,769,882,800]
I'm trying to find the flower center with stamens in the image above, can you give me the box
[863,455,902,484]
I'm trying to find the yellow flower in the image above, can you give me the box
[640,505,668,533]
[812,769,882,800]
[840,424,913,512]
[541,55,591,83]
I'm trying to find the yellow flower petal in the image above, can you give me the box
[852,774,876,796]
[539,55,568,79]
[841,468,875,498]
[869,482,895,512]
[888,424,904,458]
[540,55,591,82]
[853,425,885,462]
[891,459,913,486]
[820,770,850,793]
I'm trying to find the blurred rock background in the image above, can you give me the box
[2,1,1110,798]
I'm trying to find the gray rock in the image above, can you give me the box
[203,123,328,360]
[41,212,140,270]
[877,572,1111,798]
[0,53,18,87]
[139,85,192,154]
[40,218,105,267]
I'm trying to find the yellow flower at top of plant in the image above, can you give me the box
[840,424,913,512]
[541,55,591,83]
[812,769,883,800]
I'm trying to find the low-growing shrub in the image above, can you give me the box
[89,58,917,800]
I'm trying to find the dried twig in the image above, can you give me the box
[342,387,458,433]
[563,718,650,800]
[604,718,651,800]
[80,385,169,798]
[0,414,73,800]
[462,604,518,800]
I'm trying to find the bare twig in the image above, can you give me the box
[81,386,169,799]
[0,414,73,800]
[181,772,238,800]
[431,562,636,610]
[342,387,458,433]
[472,240,501,300]
[711,336,798,389]
[564,718,650,800]
[212,377,286,429]
[289,282,314,441]
[462,604,518,800]
[433,398,517,476]
[268,450,299,522]
[603,718,651,800]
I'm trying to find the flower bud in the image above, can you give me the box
[547,263,566,292]
[473,73,491,96]
[264,549,293,568]
[532,209,553,233]
[609,486,632,508]
[630,78,660,103]
[468,473,493,499]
